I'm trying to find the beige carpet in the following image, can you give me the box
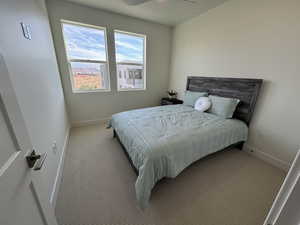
[56,123,286,225]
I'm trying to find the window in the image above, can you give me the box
[61,20,110,92]
[114,30,146,91]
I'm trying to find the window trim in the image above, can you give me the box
[60,19,111,93]
[114,29,147,92]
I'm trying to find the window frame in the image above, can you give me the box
[114,29,147,92]
[61,20,111,93]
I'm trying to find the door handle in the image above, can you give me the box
[26,150,47,170]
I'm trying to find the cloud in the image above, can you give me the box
[66,38,106,60]
[115,33,144,63]
[63,23,107,60]
[116,53,143,63]
[115,40,141,52]
[67,44,107,61]
[63,22,144,63]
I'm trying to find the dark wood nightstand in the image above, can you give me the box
[161,98,183,106]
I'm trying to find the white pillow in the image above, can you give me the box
[194,97,211,112]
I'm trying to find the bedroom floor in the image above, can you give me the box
[55,123,286,225]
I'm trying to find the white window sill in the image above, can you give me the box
[72,89,111,94]
[117,88,146,92]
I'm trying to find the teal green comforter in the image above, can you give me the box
[110,105,248,209]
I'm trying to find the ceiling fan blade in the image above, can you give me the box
[123,0,152,5]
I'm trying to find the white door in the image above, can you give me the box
[0,54,58,225]
[264,149,300,225]
[274,176,300,225]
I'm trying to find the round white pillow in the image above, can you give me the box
[194,97,211,112]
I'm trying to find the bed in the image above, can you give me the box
[109,77,263,209]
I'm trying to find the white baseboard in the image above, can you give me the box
[244,144,290,172]
[50,127,70,208]
[71,117,110,128]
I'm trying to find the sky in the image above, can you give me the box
[63,23,144,63]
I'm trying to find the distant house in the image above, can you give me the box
[117,61,143,89]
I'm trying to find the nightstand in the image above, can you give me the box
[161,98,183,106]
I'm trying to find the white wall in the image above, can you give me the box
[0,0,70,200]
[46,0,173,124]
[170,0,300,166]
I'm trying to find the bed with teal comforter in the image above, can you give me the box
[109,104,248,209]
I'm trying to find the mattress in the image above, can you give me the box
[109,104,248,209]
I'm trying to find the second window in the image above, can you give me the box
[114,30,146,91]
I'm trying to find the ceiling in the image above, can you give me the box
[66,0,229,26]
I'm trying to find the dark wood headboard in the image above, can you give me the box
[186,76,263,125]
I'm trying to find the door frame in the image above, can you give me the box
[264,149,300,225]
